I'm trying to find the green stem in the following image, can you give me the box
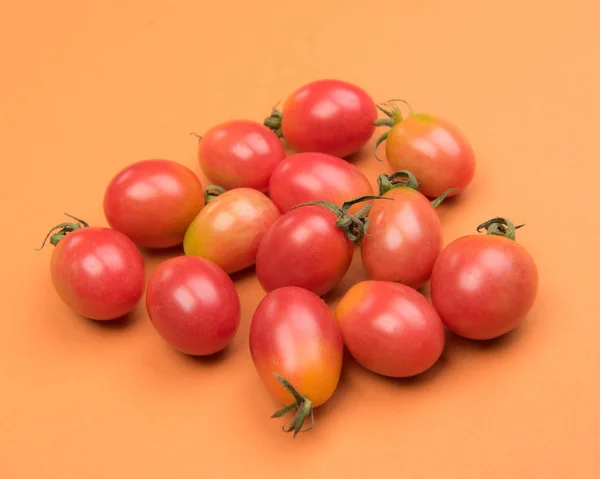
[476,217,525,241]
[373,130,389,162]
[35,213,89,250]
[374,118,395,128]
[387,170,420,191]
[271,373,315,438]
[204,185,226,203]
[430,188,459,208]
[264,109,283,138]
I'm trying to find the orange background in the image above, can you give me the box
[1,1,599,478]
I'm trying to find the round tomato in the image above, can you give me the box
[361,170,453,289]
[38,214,145,321]
[268,152,374,214]
[196,120,286,192]
[256,196,385,296]
[183,187,280,274]
[249,286,343,436]
[430,217,538,340]
[146,256,240,356]
[103,159,205,249]
[335,280,445,377]
[374,101,476,198]
[264,79,377,158]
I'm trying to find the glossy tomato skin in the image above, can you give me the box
[335,281,445,377]
[256,206,353,296]
[103,159,205,249]
[183,188,280,274]
[361,186,443,289]
[249,286,343,406]
[198,120,286,192]
[281,79,377,158]
[268,152,373,214]
[430,235,538,340]
[385,114,476,198]
[146,256,240,356]
[51,228,145,320]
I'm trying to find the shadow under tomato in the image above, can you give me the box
[444,325,524,355]
[229,265,257,284]
[84,306,145,330]
[177,342,238,366]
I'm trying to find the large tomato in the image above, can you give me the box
[268,152,374,214]
[374,101,476,198]
[183,187,280,274]
[361,170,453,289]
[430,217,538,340]
[335,280,445,377]
[249,286,343,437]
[38,214,146,321]
[103,159,205,249]
[146,256,240,356]
[196,120,286,192]
[264,79,377,158]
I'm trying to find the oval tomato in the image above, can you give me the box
[430,217,538,340]
[335,280,445,377]
[39,214,146,321]
[375,102,476,198]
[256,196,383,296]
[361,171,451,289]
[183,187,280,274]
[268,152,374,214]
[103,159,205,249]
[197,120,286,192]
[264,79,377,158]
[146,256,240,356]
[249,286,343,436]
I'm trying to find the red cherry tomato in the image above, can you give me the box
[430,218,538,340]
[249,286,343,436]
[264,79,377,158]
[361,171,452,289]
[183,187,280,274]
[103,159,205,249]
[335,280,445,377]
[268,152,374,214]
[197,120,286,192]
[39,214,145,321]
[375,102,476,198]
[146,256,240,356]
[256,196,383,296]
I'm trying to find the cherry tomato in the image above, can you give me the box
[38,214,145,321]
[197,120,286,192]
[249,286,343,436]
[103,159,205,249]
[361,171,453,289]
[430,218,538,340]
[183,186,280,274]
[374,101,476,198]
[256,196,384,296]
[264,79,377,158]
[268,152,374,214]
[335,280,445,377]
[146,256,240,356]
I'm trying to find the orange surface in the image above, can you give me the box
[1,1,599,478]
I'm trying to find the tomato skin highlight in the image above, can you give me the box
[268,152,374,214]
[385,114,476,198]
[103,159,205,249]
[249,286,343,407]
[50,228,145,321]
[361,186,443,289]
[430,234,538,340]
[335,281,445,378]
[278,79,377,158]
[198,120,286,192]
[255,206,354,296]
[146,256,240,356]
[183,188,280,274]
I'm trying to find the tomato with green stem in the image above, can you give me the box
[374,100,476,198]
[430,218,538,340]
[249,286,344,437]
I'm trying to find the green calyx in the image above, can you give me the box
[36,213,89,250]
[373,99,414,162]
[290,195,393,243]
[377,171,458,207]
[264,109,283,138]
[476,217,525,241]
[204,185,226,203]
[271,373,315,438]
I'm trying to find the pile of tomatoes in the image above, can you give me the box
[38,79,538,438]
